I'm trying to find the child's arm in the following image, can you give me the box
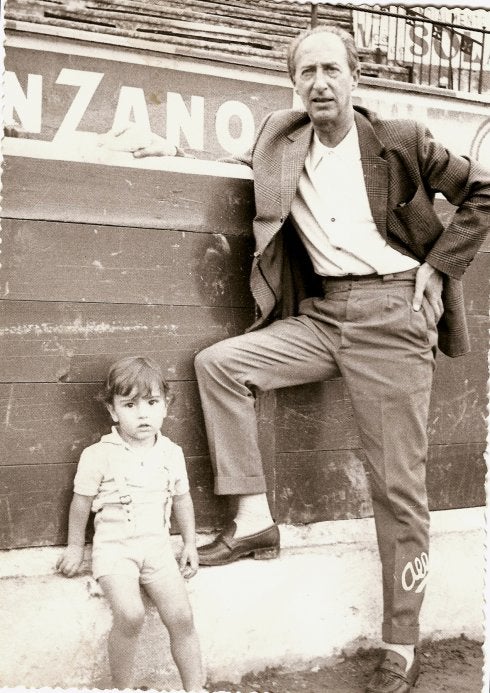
[56,493,94,577]
[172,491,199,578]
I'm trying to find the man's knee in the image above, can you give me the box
[194,340,233,377]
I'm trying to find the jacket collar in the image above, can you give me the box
[284,106,385,151]
[281,120,313,220]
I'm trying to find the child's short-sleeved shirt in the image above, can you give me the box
[74,427,190,513]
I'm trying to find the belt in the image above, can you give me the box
[320,268,418,283]
[323,272,379,282]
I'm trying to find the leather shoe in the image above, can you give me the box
[366,649,420,693]
[198,521,280,566]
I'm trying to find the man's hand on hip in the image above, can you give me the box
[412,262,444,321]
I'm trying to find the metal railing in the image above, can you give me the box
[313,4,489,94]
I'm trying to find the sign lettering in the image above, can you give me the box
[5,45,292,157]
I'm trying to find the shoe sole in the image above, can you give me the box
[198,544,280,566]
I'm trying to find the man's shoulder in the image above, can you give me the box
[259,108,311,136]
[355,105,425,142]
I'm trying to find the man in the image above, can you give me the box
[115,25,489,693]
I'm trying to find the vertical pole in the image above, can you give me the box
[310,3,318,29]
[428,17,434,86]
[448,13,455,89]
[478,28,486,94]
[437,23,442,86]
[419,10,425,85]
[393,5,399,66]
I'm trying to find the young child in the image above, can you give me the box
[57,356,205,692]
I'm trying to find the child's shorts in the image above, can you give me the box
[92,533,179,584]
[92,507,179,585]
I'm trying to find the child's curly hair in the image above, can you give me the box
[102,356,170,405]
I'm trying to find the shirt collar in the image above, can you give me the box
[309,123,360,169]
[101,425,162,451]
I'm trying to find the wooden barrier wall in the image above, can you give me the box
[0,153,488,549]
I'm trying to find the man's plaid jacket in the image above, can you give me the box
[237,105,490,357]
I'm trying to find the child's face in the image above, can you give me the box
[107,387,167,448]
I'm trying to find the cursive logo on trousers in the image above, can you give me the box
[402,552,429,593]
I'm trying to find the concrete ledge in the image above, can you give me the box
[1,507,484,689]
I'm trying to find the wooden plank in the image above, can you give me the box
[435,198,490,253]
[0,462,76,548]
[425,442,486,510]
[1,215,484,310]
[1,440,484,547]
[0,381,208,467]
[2,157,255,231]
[0,454,226,548]
[461,251,490,315]
[183,455,228,532]
[5,0,350,50]
[0,301,252,383]
[430,344,488,445]
[274,442,485,524]
[275,379,360,453]
[1,218,253,305]
[275,449,372,524]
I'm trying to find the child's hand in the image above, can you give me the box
[98,123,178,158]
[179,543,199,579]
[56,545,85,577]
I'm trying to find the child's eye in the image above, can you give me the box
[125,402,134,408]
[148,399,160,406]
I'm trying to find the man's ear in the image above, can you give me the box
[351,67,361,90]
[106,403,118,423]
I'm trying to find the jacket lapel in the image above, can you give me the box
[280,111,390,239]
[281,121,313,221]
[355,110,389,238]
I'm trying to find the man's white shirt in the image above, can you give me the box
[290,124,419,276]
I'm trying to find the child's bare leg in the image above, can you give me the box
[98,575,146,689]
[144,571,204,692]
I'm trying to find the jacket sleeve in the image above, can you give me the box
[417,124,490,278]
[216,112,274,167]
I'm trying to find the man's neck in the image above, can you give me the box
[314,116,355,149]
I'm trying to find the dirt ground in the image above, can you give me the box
[208,636,483,693]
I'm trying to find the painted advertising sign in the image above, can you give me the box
[4,31,490,169]
[4,37,293,159]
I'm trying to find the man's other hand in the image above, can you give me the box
[98,124,177,158]
[412,261,443,322]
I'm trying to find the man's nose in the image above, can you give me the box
[312,67,328,90]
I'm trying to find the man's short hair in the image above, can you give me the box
[287,25,360,81]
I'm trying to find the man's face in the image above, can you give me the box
[293,32,359,133]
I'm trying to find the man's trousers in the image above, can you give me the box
[194,268,438,643]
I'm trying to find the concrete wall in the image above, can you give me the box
[1,508,484,689]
